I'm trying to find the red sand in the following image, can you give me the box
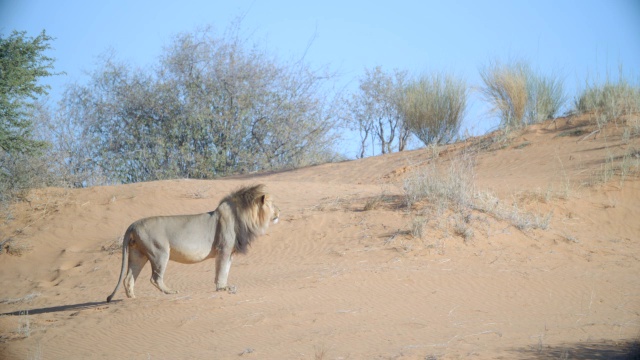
[1,116,639,359]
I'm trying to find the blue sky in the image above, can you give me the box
[2,0,639,157]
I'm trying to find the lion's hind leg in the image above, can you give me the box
[124,247,148,299]
[149,250,178,295]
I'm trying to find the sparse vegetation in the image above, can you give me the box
[403,152,476,212]
[0,27,632,214]
[620,147,640,184]
[473,191,553,231]
[584,146,640,187]
[568,70,640,188]
[403,149,554,242]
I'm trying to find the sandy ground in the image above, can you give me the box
[1,116,639,359]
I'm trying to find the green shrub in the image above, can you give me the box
[400,72,467,145]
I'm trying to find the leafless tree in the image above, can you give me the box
[348,66,409,158]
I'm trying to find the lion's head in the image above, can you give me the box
[225,184,278,253]
[263,194,279,225]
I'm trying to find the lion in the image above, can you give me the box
[106,184,279,302]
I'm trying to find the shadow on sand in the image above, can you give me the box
[1,300,118,316]
[511,339,640,360]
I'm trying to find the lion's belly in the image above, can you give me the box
[169,240,215,264]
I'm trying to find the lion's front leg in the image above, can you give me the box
[215,251,233,291]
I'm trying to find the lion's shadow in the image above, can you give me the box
[1,300,116,316]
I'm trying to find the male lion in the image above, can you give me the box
[106,184,279,302]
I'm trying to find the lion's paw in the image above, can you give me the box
[216,285,237,294]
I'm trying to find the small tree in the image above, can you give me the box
[400,72,467,145]
[0,30,56,154]
[0,30,60,201]
[59,25,340,184]
[348,66,409,158]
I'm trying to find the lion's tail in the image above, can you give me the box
[106,226,133,303]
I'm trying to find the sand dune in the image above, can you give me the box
[1,116,639,359]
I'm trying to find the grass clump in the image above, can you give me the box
[573,67,640,127]
[403,153,476,211]
[479,59,566,131]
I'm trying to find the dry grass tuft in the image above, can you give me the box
[312,195,356,212]
[410,216,428,239]
[101,236,123,254]
[403,149,555,243]
[314,344,329,360]
[403,153,476,211]
[0,238,32,256]
[0,292,40,305]
[363,195,385,211]
[480,59,566,131]
[473,191,553,231]
[453,213,474,243]
[480,60,529,129]
[574,68,640,128]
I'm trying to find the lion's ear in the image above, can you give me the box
[260,194,272,205]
